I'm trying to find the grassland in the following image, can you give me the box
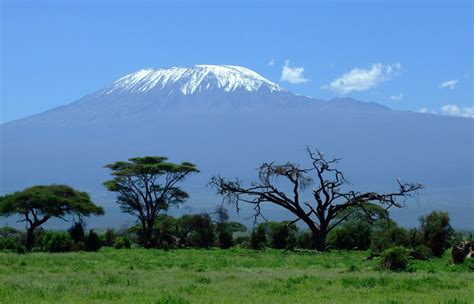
[0,248,472,303]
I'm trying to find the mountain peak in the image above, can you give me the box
[102,65,283,95]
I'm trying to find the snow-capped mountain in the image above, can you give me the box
[102,65,283,95]
[1,65,472,228]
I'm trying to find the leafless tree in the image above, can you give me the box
[210,148,423,251]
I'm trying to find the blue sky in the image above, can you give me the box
[1,0,472,123]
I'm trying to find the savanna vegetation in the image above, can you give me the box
[0,150,473,303]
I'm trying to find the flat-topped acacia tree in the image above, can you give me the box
[210,148,423,251]
[104,156,199,248]
[0,185,104,250]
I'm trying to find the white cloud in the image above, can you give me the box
[280,60,309,84]
[439,80,458,90]
[419,107,429,113]
[390,93,403,101]
[268,59,275,66]
[322,63,401,94]
[441,104,474,117]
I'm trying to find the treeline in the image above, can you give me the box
[1,150,472,271]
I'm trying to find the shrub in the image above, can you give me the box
[42,231,74,253]
[68,222,85,243]
[380,246,410,271]
[297,231,313,249]
[217,226,233,249]
[328,220,371,250]
[419,211,454,257]
[85,230,101,252]
[250,224,266,250]
[411,245,433,260]
[103,228,116,247]
[114,236,131,249]
[370,220,409,253]
[267,222,298,250]
[0,227,23,251]
[177,214,215,248]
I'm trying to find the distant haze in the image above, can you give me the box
[1,65,472,229]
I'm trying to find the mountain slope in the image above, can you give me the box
[1,65,472,228]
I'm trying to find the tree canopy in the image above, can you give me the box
[104,156,198,248]
[0,184,104,249]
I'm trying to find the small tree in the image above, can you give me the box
[85,230,101,252]
[104,157,198,248]
[419,211,454,257]
[250,224,267,250]
[68,222,85,243]
[0,185,104,250]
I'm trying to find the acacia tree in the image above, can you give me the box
[104,156,198,248]
[0,185,104,250]
[210,148,423,251]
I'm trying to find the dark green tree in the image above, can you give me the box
[85,230,101,252]
[68,221,85,243]
[419,211,454,257]
[250,224,267,250]
[104,156,198,248]
[0,185,104,250]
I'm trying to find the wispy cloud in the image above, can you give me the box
[322,63,401,94]
[280,60,309,84]
[419,107,430,114]
[390,93,403,101]
[268,59,275,66]
[441,104,474,117]
[439,80,458,90]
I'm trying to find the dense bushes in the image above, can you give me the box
[328,221,371,250]
[380,246,410,271]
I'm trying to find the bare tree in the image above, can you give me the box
[210,148,422,251]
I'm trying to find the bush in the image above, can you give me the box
[42,231,74,253]
[250,224,266,250]
[103,229,116,247]
[0,227,23,251]
[419,211,454,257]
[85,230,101,252]
[370,220,409,253]
[68,222,85,243]
[217,225,233,249]
[177,214,215,248]
[297,231,313,249]
[411,245,433,260]
[328,220,371,250]
[267,222,298,250]
[380,246,410,271]
[114,236,131,249]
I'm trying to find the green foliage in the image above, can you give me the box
[328,220,371,250]
[380,246,410,271]
[370,220,409,253]
[41,231,74,253]
[68,222,85,243]
[114,236,131,249]
[103,228,116,247]
[103,156,198,248]
[85,230,101,252]
[267,222,298,250]
[0,185,103,249]
[297,231,313,249]
[0,227,23,251]
[250,224,267,250]
[419,211,454,257]
[412,245,433,260]
[217,224,233,249]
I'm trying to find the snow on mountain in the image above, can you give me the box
[102,65,283,95]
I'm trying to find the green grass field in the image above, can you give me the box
[0,248,472,303]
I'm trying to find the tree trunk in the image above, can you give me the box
[312,230,328,251]
[26,227,35,250]
[143,220,155,249]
